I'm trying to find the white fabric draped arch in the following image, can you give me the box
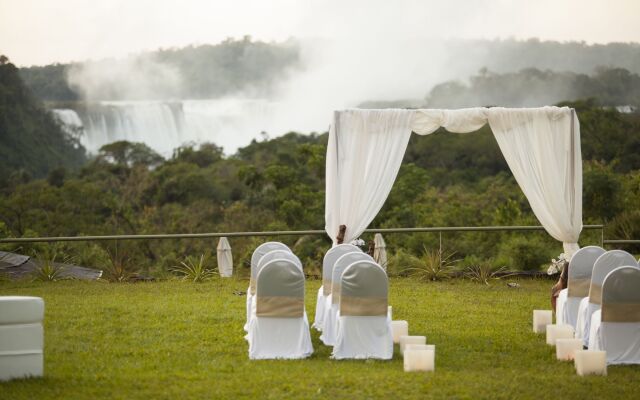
[325,107,583,255]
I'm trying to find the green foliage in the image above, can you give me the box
[0,58,86,181]
[497,236,551,271]
[171,254,216,282]
[464,260,509,285]
[101,250,134,282]
[407,246,458,281]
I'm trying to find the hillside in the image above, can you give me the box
[0,56,86,181]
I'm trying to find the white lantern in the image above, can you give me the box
[556,338,583,361]
[533,310,553,333]
[574,350,607,376]
[404,348,435,372]
[391,321,409,344]
[546,324,574,345]
[399,335,426,354]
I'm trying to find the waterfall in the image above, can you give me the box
[52,99,286,156]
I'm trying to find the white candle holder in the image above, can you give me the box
[388,306,393,320]
[533,310,553,333]
[405,344,435,352]
[556,338,583,361]
[574,350,607,376]
[546,324,574,345]
[403,348,435,372]
[391,321,409,344]
[400,335,426,354]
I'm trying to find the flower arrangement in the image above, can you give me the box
[350,238,366,249]
[547,253,569,275]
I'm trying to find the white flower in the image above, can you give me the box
[350,238,366,246]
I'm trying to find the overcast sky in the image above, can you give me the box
[1,0,639,67]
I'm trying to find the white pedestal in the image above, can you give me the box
[556,338,583,361]
[546,324,574,345]
[574,350,607,376]
[533,310,553,333]
[400,335,426,355]
[391,321,409,344]
[404,348,435,372]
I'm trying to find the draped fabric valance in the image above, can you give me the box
[325,106,583,255]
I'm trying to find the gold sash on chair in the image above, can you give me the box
[340,295,387,316]
[568,277,591,297]
[256,296,304,318]
[589,284,603,305]
[602,303,640,323]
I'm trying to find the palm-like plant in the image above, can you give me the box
[407,245,458,281]
[465,261,509,285]
[171,254,216,282]
[101,250,133,282]
[31,247,70,282]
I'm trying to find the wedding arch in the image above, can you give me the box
[324,107,582,256]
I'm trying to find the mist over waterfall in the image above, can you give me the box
[52,99,294,156]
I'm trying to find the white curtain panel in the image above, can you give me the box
[325,107,583,255]
[325,109,414,244]
[216,237,233,277]
[487,107,582,255]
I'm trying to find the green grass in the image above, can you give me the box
[1,278,638,399]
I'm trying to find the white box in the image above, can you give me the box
[391,321,409,344]
[399,335,426,354]
[533,310,553,333]
[0,352,43,381]
[556,338,583,361]
[546,324,574,345]
[574,350,607,376]
[404,349,435,372]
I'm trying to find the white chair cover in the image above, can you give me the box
[557,246,605,327]
[313,244,361,331]
[588,266,640,364]
[332,260,393,360]
[244,242,291,332]
[575,250,638,346]
[246,259,313,359]
[320,251,373,346]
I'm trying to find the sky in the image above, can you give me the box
[1,0,640,67]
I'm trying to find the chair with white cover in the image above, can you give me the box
[588,266,640,364]
[246,259,313,359]
[244,242,291,332]
[575,250,638,346]
[247,250,304,332]
[313,244,361,332]
[320,251,373,346]
[556,246,605,328]
[332,260,393,360]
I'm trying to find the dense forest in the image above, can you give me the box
[2,42,640,279]
[0,57,86,181]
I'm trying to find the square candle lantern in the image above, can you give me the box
[574,350,607,376]
[400,335,426,355]
[556,338,583,361]
[403,348,435,372]
[533,310,553,333]
[405,344,435,352]
[391,321,409,344]
[546,324,574,345]
[388,306,393,320]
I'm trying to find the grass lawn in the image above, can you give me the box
[1,277,638,399]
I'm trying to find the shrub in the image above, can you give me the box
[171,254,216,282]
[497,236,551,271]
[407,245,458,281]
